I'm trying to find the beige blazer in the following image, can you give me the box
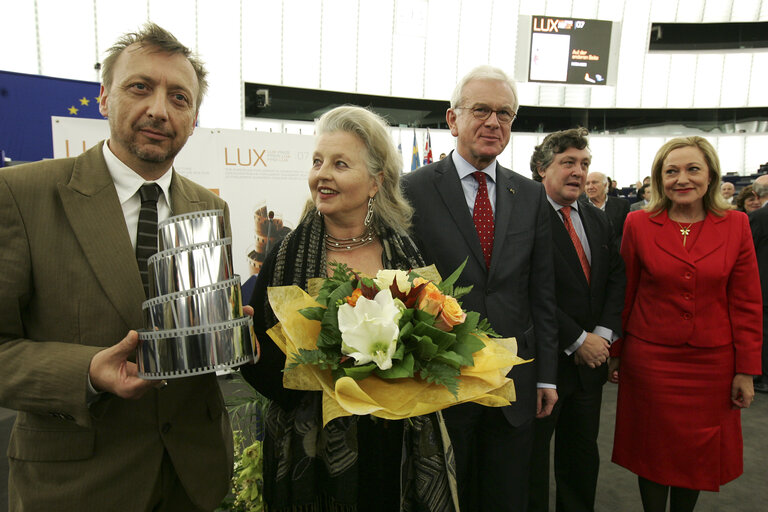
[0,142,233,511]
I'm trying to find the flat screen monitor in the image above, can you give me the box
[528,16,613,86]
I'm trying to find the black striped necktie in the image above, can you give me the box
[136,183,162,298]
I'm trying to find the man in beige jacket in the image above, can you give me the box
[0,23,232,511]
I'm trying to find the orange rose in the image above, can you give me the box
[416,280,445,317]
[434,295,467,332]
[345,288,363,307]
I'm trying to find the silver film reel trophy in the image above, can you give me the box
[137,210,257,379]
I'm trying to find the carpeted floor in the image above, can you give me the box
[1,381,766,511]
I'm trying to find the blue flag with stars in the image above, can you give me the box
[411,131,420,171]
[0,70,102,163]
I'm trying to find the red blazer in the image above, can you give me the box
[610,209,762,375]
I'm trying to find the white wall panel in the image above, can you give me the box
[456,0,493,75]
[587,136,614,177]
[241,0,282,85]
[666,54,697,108]
[356,0,394,96]
[649,0,678,22]
[719,53,751,106]
[148,0,197,52]
[639,136,666,182]
[319,0,358,92]
[675,0,706,22]
[730,0,761,20]
[423,0,460,100]
[597,0,625,21]
[95,0,147,70]
[614,1,651,107]
[572,0,599,19]
[37,0,96,80]
[197,0,241,128]
[611,137,639,186]
[488,0,520,73]
[641,54,671,108]
[747,52,768,105]
[692,53,723,107]
[703,0,733,20]
[281,0,321,89]
[0,1,38,74]
[510,134,541,178]
[745,136,768,173]
[543,0,573,17]
[716,135,745,174]
[391,0,428,98]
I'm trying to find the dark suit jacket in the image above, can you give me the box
[748,206,768,375]
[611,209,761,375]
[0,143,233,511]
[549,199,625,394]
[604,196,630,245]
[402,154,558,426]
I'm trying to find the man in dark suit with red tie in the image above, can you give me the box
[402,65,558,512]
[527,128,625,512]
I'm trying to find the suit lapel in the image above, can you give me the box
[58,142,145,328]
[433,157,486,270]
[652,210,693,265]
[490,165,515,276]
[169,170,206,215]
[689,213,725,262]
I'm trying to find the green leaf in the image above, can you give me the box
[413,308,435,325]
[398,308,415,327]
[450,285,473,300]
[477,317,500,337]
[414,335,439,360]
[376,353,415,379]
[286,348,339,370]
[437,258,473,297]
[413,321,456,353]
[451,333,486,366]
[340,363,377,380]
[299,306,325,322]
[434,351,464,369]
[398,320,414,340]
[419,360,460,397]
[451,310,479,339]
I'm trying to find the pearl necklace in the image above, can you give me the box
[324,226,376,252]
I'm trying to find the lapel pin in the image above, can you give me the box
[509,188,516,194]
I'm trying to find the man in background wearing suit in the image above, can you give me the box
[403,65,558,512]
[749,174,768,393]
[630,184,651,211]
[0,24,232,511]
[585,171,630,246]
[527,129,626,512]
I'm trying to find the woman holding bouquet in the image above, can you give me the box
[608,136,761,512]
[240,106,457,512]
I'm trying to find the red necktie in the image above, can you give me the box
[472,171,494,268]
[560,205,590,283]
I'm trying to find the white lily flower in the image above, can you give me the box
[338,289,401,370]
[373,269,411,295]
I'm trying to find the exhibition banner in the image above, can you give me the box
[52,117,315,295]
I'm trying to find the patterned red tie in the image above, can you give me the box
[560,205,590,283]
[472,171,494,268]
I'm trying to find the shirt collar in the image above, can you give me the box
[102,140,173,206]
[451,150,497,183]
[546,194,580,213]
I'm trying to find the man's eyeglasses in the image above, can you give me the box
[456,106,516,124]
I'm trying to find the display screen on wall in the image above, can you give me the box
[528,16,613,86]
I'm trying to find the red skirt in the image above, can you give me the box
[612,335,743,491]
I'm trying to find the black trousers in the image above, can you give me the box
[528,382,603,512]
[442,403,534,512]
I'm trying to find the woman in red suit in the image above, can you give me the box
[608,136,761,512]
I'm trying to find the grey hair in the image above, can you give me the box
[315,105,413,234]
[450,65,519,112]
[752,180,768,199]
[530,127,590,182]
[101,22,208,113]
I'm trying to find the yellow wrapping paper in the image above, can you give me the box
[266,283,530,426]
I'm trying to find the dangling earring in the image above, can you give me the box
[364,196,375,226]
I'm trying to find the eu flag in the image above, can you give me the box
[0,70,102,163]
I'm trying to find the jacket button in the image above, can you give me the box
[681,312,692,320]
[683,272,693,280]
[683,293,692,301]
[161,422,171,434]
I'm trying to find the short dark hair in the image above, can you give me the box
[530,127,590,182]
[101,22,208,112]
[637,184,650,200]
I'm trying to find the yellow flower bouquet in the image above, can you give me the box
[266,261,529,425]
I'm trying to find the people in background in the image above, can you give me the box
[630,184,651,211]
[403,65,558,512]
[721,181,736,204]
[528,128,626,512]
[240,105,457,512]
[609,136,760,512]
[0,23,233,511]
[439,152,447,159]
[585,171,630,246]
[735,184,761,213]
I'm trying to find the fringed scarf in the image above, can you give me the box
[259,211,458,512]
